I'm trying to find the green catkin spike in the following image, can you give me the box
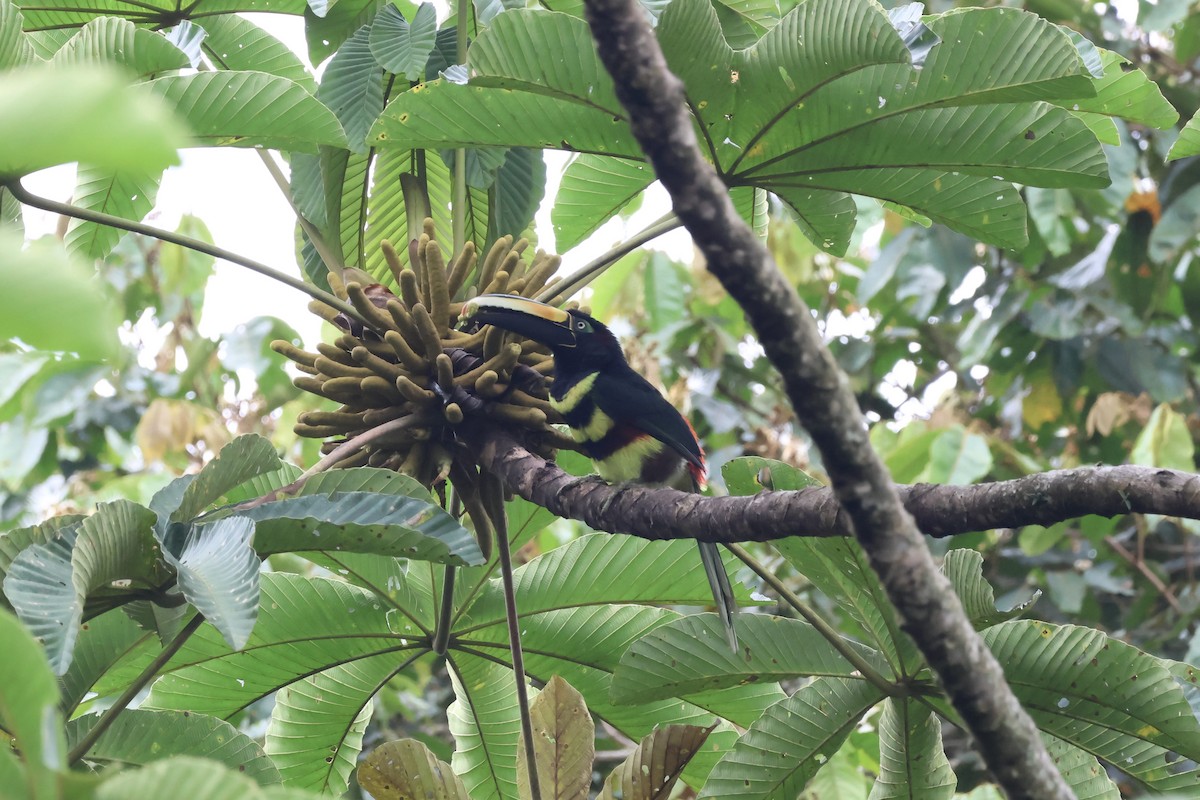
[361,375,403,402]
[363,406,409,426]
[435,353,455,391]
[399,269,421,310]
[307,299,341,323]
[327,270,348,299]
[293,375,334,399]
[410,303,444,363]
[485,403,547,429]
[482,270,510,295]
[383,300,425,353]
[382,330,429,374]
[478,236,512,292]
[347,282,397,336]
[300,410,369,429]
[351,346,405,383]
[396,375,437,405]
[270,340,317,368]
[446,241,477,300]
[322,376,367,402]
[444,403,464,425]
[414,233,433,308]
[316,341,356,365]
[313,356,374,380]
[332,449,371,469]
[380,239,406,287]
[422,238,451,336]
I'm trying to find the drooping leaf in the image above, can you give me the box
[58,608,148,713]
[369,2,437,80]
[358,739,470,800]
[0,0,32,69]
[489,147,546,240]
[92,755,324,800]
[597,724,716,800]
[516,675,593,800]
[4,500,161,674]
[51,16,188,77]
[870,698,956,799]
[1041,734,1120,800]
[920,426,993,485]
[146,71,349,152]
[0,607,65,798]
[318,24,384,153]
[67,709,281,785]
[1168,110,1200,161]
[700,677,886,799]
[1056,48,1177,130]
[170,434,283,524]
[234,491,482,565]
[162,517,260,651]
[0,512,82,589]
[941,548,1038,629]
[447,652,521,800]
[610,614,887,704]
[1130,403,1195,472]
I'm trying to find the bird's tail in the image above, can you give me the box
[697,541,739,652]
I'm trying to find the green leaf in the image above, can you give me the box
[140,574,422,718]
[58,608,147,714]
[610,614,886,703]
[871,699,956,798]
[552,155,653,251]
[490,147,545,240]
[358,739,470,800]
[64,166,162,260]
[700,677,886,799]
[1130,403,1195,471]
[1168,110,1200,161]
[67,709,281,785]
[146,71,349,152]
[92,756,321,800]
[457,533,756,628]
[305,0,383,66]
[171,435,283,523]
[200,14,315,93]
[163,517,260,651]
[235,491,482,565]
[447,652,521,800]
[1041,734,1119,800]
[0,0,32,70]
[597,724,716,800]
[919,426,993,485]
[4,500,161,674]
[51,16,188,77]
[369,2,437,80]
[941,549,1037,629]
[1056,49,1177,129]
[983,620,1200,787]
[319,24,384,153]
[265,656,384,794]
[0,512,81,589]
[0,65,184,177]
[0,607,66,797]
[516,675,593,800]
[0,232,121,359]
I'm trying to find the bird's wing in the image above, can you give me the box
[592,368,705,472]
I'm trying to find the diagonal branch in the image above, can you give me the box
[577,2,1074,796]
[469,424,1200,542]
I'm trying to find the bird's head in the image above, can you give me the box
[459,294,622,373]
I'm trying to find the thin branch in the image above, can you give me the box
[469,424,1200,543]
[253,149,345,274]
[5,179,370,330]
[726,543,897,696]
[68,612,204,766]
[535,212,680,303]
[576,3,1073,792]
[453,0,469,256]
[1105,534,1184,615]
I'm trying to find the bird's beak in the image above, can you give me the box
[458,294,577,348]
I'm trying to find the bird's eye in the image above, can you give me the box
[576,321,587,330]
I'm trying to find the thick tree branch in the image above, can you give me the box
[578,3,1074,796]
[471,425,1200,541]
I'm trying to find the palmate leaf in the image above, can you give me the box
[146,71,349,152]
[13,0,307,31]
[983,620,1200,788]
[265,655,386,794]
[489,147,545,240]
[1041,734,1119,800]
[92,756,324,800]
[200,14,315,93]
[456,533,757,628]
[140,573,417,718]
[870,698,956,799]
[64,165,162,260]
[0,513,82,589]
[51,16,188,76]
[700,677,886,799]
[0,0,31,69]
[358,740,470,800]
[369,2,436,80]
[3,500,162,674]
[67,709,281,786]
[58,607,148,713]
[609,614,889,704]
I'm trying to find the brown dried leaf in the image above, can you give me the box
[597,724,716,800]
[357,739,469,800]
[516,674,595,800]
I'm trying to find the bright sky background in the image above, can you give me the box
[19,11,695,348]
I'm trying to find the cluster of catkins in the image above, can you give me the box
[270,220,575,491]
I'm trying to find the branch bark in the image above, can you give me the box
[470,425,1200,542]
[577,3,1075,796]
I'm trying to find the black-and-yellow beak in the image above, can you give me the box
[458,294,577,348]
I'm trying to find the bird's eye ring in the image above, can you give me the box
[576,321,586,329]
